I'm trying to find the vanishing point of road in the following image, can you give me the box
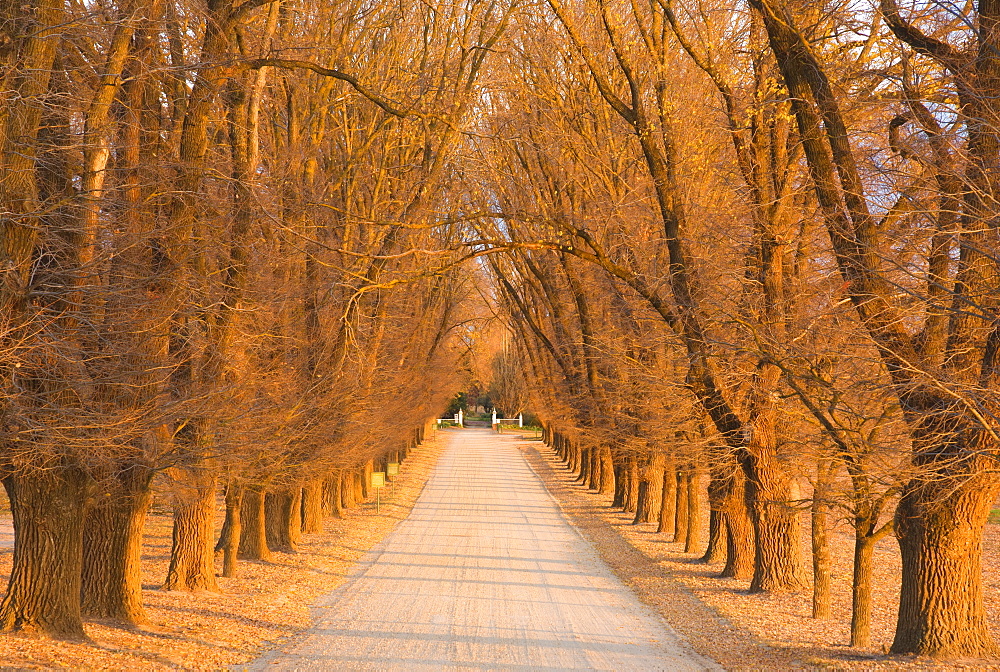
[252,428,716,671]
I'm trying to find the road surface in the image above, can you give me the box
[252,429,715,671]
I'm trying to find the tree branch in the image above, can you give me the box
[246,58,409,118]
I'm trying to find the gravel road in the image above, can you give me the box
[252,429,716,671]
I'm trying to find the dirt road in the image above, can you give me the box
[252,429,716,671]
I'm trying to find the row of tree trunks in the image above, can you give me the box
[228,441,421,566]
[545,431,763,577]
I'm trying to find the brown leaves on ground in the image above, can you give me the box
[0,433,447,670]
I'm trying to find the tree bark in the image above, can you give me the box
[685,469,703,553]
[361,461,373,499]
[352,469,364,504]
[612,455,626,509]
[598,445,615,496]
[657,456,677,535]
[325,473,344,519]
[702,509,726,564]
[301,479,323,534]
[634,454,664,524]
[588,446,600,490]
[624,455,639,513]
[577,445,590,484]
[812,465,832,619]
[81,466,153,624]
[217,484,241,578]
[741,364,806,592]
[341,469,356,509]
[238,487,271,561]
[702,462,727,563]
[674,469,689,543]
[163,473,218,592]
[891,472,1000,656]
[852,534,875,647]
[721,467,754,579]
[0,468,89,639]
[265,488,301,553]
[631,481,649,525]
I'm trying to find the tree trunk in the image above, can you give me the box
[702,462,727,564]
[352,469,364,504]
[81,466,153,624]
[891,475,999,657]
[265,488,301,553]
[588,446,600,490]
[342,470,356,509]
[577,446,590,484]
[702,509,726,564]
[852,534,875,647]
[721,468,754,579]
[631,481,649,525]
[624,455,639,513]
[745,474,805,593]
[0,468,89,639]
[740,363,807,592]
[361,461,373,499]
[301,479,323,534]
[163,473,219,592]
[612,456,626,509]
[325,473,344,519]
[238,487,271,561]
[812,465,832,619]
[674,469,689,543]
[599,445,615,496]
[685,469,703,553]
[643,455,665,524]
[657,456,676,535]
[218,484,241,578]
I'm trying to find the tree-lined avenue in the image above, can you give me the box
[252,429,713,671]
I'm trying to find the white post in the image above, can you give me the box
[458,409,464,427]
[518,413,523,427]
[492,408,497,425]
